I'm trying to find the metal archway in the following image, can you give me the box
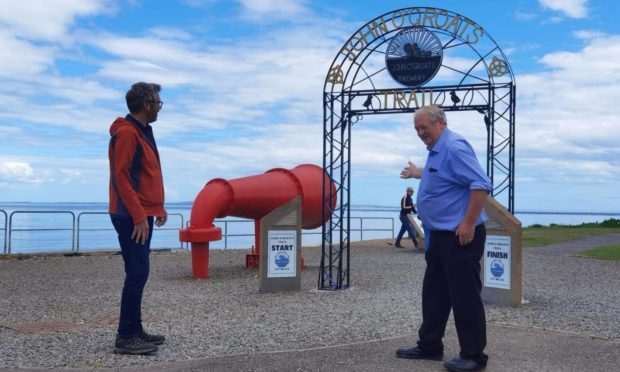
[320,7,516,290]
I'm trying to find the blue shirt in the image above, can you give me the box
[416,128,492,231]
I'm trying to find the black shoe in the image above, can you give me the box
[395,346,443,360]
[114,336,158,355]
[443,357,486,372]
[413,240,419,248]
[140,330,165,345]
[395,243,405,248]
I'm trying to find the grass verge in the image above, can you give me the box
[578,244,620,260]
[523,218,620,247]
[523,227,619,247]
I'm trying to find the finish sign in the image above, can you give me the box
[484,235,511,289]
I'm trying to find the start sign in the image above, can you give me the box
[484,235,511,290]
[267,230,297,278]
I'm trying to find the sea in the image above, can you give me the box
[1,202,618,255]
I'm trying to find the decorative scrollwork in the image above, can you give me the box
[326,65,344,84]
[488,56,509,77]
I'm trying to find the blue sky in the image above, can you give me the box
[0,0,619,213]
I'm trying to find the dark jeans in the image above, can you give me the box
[417,224,488,365]
[396,214,418,246]
[110,214,153,338]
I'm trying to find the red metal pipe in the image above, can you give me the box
[179,164,336,278]
[191,243,210,278]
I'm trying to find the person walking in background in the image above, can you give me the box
[394,186,419,248]
[108,82,168,355]
[396,105,492,372]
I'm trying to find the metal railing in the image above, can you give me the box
[8,211,76,253]
[1,209,7,254]
[183,219,266,249]
[1,210,395,254]
[351,217,395,240]
[186,217,394,249]
[76,212,185,252]
[219,220,254,250]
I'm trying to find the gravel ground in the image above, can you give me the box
[0,235,619,369]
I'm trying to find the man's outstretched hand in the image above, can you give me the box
[400,160,422,179]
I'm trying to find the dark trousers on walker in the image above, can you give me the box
[110,214,153,338]
[417,224,488,365]
[396,214,418,246]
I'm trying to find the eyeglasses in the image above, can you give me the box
[148,100,163,109]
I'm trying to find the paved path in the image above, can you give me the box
[528,233,620,255]
[110,324,619,372]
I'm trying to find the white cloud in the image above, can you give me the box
[0,161,38,184]
[0,0,121,122]
[59,169,83,184]
[86,20,348,134]
[573,29,607,40]
[537,35,620,84]
[0,0,112,41]
[148,27,194,41]
[236,0,311,21]
[0,98,119,134]
[0,156,107,200]
[519,157,618,182]
[538,0,589,19]
[0,31,55,77]
[515,33,620,184]
[514,10,538,22]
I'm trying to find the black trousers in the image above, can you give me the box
[111,214,154,338]
[417,224,488,364]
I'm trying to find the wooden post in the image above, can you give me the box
[481,196,523,306]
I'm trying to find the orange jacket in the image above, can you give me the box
[108,115,165,224]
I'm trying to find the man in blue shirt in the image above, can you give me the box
[395,105,492,372]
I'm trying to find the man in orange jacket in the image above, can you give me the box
[108,82,168,355]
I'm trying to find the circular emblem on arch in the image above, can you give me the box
[385,26,443,87]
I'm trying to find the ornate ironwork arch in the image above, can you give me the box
[320,7,516,290]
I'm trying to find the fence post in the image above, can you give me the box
[1,210,7,254]
[360,218,364,241]
[7,211,13,254]
[224,221,228,249]
[71,212,76,252]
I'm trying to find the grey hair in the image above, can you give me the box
[126,82,161,114]
[414,105,447,125]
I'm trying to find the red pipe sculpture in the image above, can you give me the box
[179,164,336,278]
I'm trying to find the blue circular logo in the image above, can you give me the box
[275,252,290,268]
[490,260,504,278]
